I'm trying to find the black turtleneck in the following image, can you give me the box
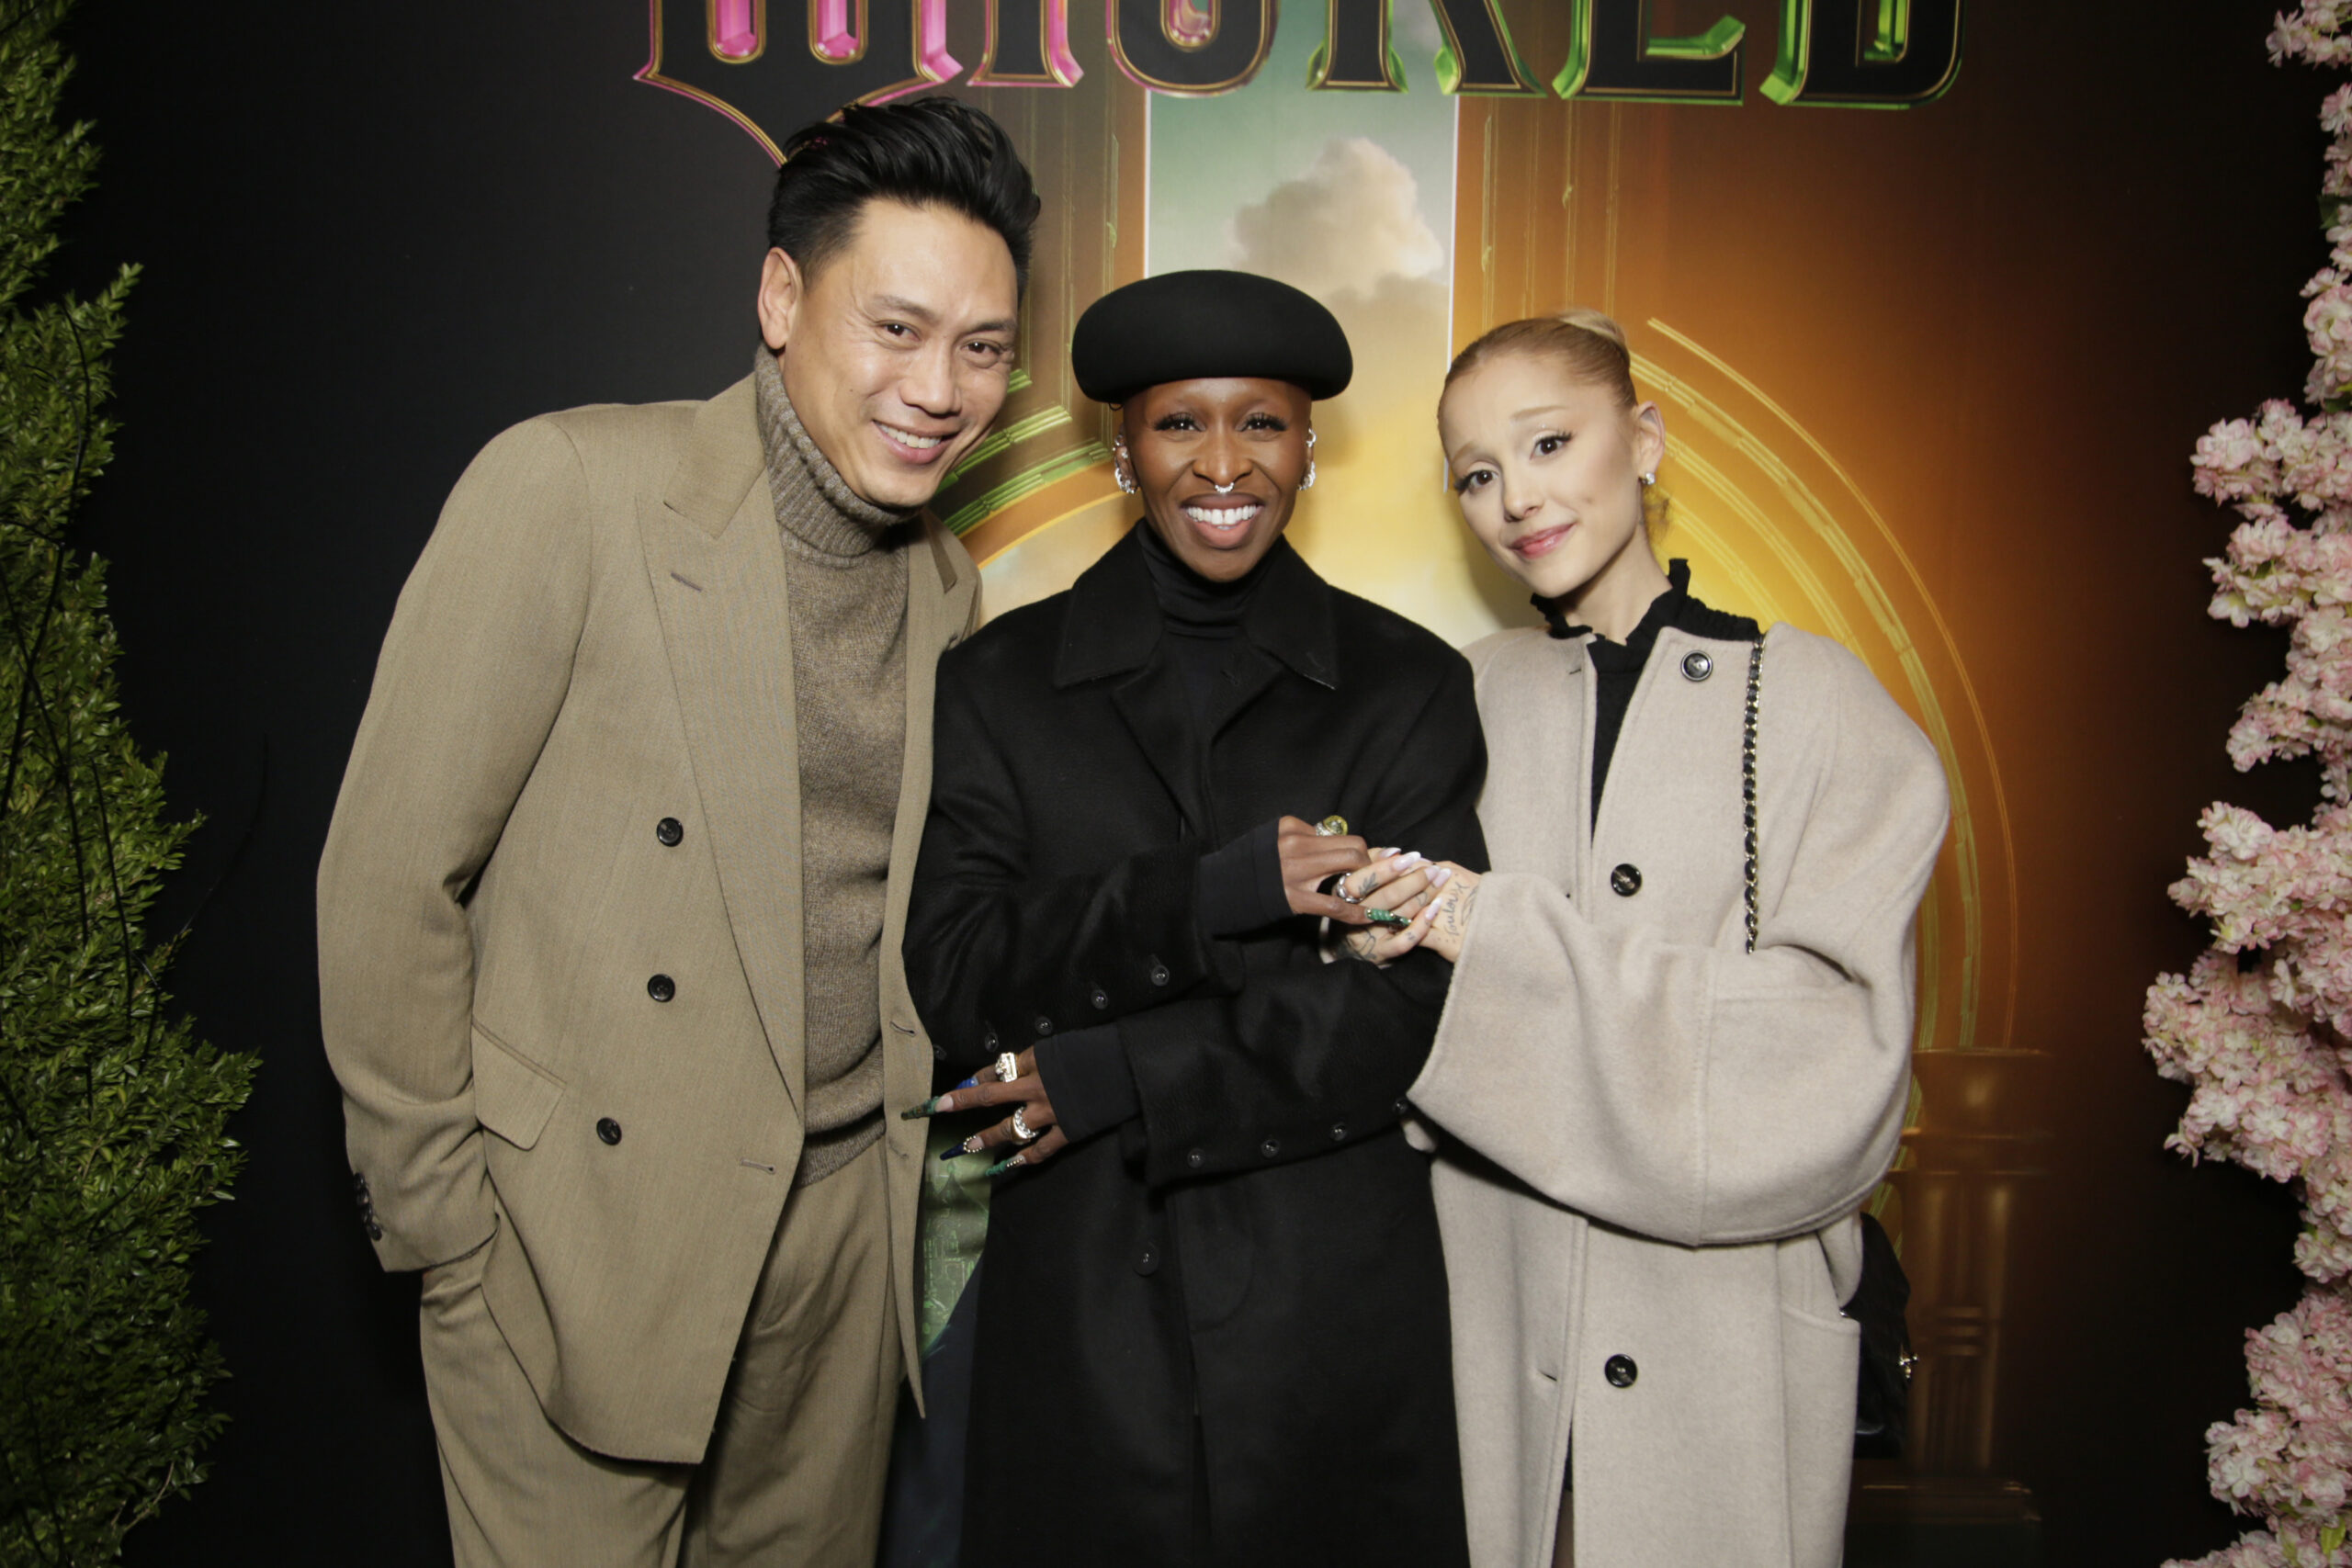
[1136,519,1276,722]
[1536,559,1760,825]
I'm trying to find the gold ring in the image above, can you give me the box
[1316,815,1348,837]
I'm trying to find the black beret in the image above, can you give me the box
[1071,270,1352,405]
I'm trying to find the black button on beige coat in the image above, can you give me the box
[906,527,1487,1567]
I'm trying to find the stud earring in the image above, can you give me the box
[1114,440,1137,496]
[1639,472,1657,488]
[1303,428,1317,491]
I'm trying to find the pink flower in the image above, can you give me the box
[2160,1534,2289,1568]
[2208,804,2280,861]
[2326,83,2352,134]
[2275,0,2352,66]
[2162,17,2352,1552]
[2159,1536,2289,1568]
[2199,419,2274,503]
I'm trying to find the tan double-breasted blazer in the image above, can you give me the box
[317,375,976,1463]
[1409,621,1948,1567]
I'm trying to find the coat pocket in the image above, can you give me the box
[471,1021,566,1151]
[1779,1301,1862,1568]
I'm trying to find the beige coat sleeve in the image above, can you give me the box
[317,418,594,1272]
[1412,649,1949,1248]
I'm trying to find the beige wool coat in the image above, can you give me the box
[317,376,976,1463]
[1408,620,1949,1567]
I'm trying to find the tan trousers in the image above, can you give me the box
[420,1137,899,1568]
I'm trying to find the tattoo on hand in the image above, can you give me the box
[1440,886,1476,942]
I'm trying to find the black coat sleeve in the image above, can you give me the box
[1030,1025,1139,1144]
[1122,660,1487,1186]
[905,655,1246,1072]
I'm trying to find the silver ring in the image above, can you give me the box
[1011,1108,1037,1142]
[995,1052,1019,1084]
[1337,872,1366,905]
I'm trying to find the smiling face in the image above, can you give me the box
[1439,350,1670,637]
[755,197,1020,511]
[1122,378,1313,582]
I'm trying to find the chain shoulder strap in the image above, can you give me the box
[1742,633,1766,954]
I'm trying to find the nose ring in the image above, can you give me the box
[1213,481,1236,494]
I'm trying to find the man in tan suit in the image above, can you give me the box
[316,99,1035,1565]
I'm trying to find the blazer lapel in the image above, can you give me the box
[639,377,808,1106]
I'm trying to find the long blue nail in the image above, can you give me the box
[899,1097,940,1121]
[938,1137,976,1161]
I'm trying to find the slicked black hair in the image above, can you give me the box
[769,98,1039,294]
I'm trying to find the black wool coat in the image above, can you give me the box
[905,527,1487,1568]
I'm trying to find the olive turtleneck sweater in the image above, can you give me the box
[752,349,920,1186]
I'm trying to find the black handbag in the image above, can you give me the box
[1844,1211,1915,1458]
[1739,637,1917,1459]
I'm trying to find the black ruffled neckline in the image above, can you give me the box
[1536,558,1759,658]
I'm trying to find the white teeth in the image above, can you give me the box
[1182,503,1262,529]
[880,423,946,450]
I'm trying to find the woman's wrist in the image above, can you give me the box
[1418,865,1481,962]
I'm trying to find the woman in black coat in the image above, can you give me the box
[902,271,1484,1567]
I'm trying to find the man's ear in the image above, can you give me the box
[756,248,802,353]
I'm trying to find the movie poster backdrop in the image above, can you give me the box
[55,3,2328,1562]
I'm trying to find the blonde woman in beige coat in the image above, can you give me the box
[1353,312,1949,1567]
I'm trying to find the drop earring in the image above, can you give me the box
[1302,428,1317,491]
[1114,440,1138,496]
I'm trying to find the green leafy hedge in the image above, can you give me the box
[0,4,255,1561]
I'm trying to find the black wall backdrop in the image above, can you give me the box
[36,2,2331,1563]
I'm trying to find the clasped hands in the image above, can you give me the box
[909,818,1486,1175]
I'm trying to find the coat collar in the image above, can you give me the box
[1052,525,1339,691]
[662,371,962,596]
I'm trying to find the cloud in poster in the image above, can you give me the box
[1227,137,1444,300]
